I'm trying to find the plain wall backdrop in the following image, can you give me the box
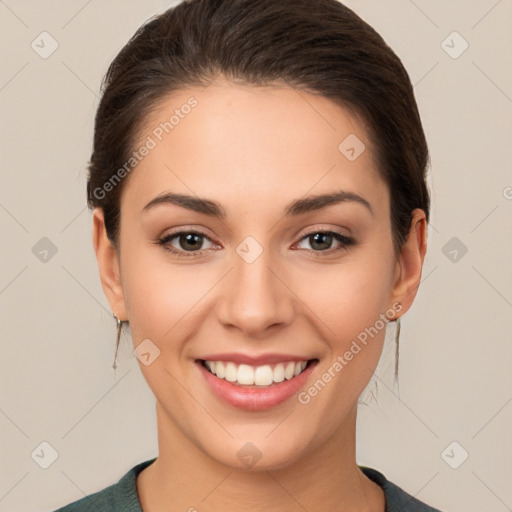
[0,1,511,511]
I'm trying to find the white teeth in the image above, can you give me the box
[237,364,254,385]
[225,362,237,382]
[284,362,295,380]
[204,359,310,387]
[254,365,273,386]
[273,363,285,383]
[216,361,225,379]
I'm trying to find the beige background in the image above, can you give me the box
[1,1,511,511]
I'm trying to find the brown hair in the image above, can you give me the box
[87,0,430,254]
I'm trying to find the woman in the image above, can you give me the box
[54,0,443,510]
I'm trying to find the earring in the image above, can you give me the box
[112,314,123,370]
[394,302,402,384]
[394,314,401,384]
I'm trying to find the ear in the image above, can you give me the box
[388,208,428,317]
[92,208,128,320]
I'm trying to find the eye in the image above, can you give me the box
[156,230,217,258]
[294,230,355,254]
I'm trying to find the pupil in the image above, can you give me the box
[181,233,202,250]
[311,233,331,251]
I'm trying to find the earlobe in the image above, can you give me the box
[389,209,428,315]
[92,208,128,320]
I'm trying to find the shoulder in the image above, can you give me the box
[359,465,444,512]
[51,458,157,512]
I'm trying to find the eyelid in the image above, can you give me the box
[158,225,218,243]
[158,228,219,250]
[294,223,352,240]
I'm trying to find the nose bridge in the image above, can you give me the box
[217,234,293,335]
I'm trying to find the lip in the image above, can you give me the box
[196,358,318,411]
[199,352,313,366]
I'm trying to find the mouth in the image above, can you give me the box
[195,357,319,411]
[199,359,316,387]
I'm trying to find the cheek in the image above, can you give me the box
[306,249,395,341]
[119,241,217,345]
[303,251,394,404]
[119,239,174,339]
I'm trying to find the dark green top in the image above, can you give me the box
[52,457,443,511]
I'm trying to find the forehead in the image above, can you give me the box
[121,77,388,219]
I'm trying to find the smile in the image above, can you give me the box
[201,360,310,387]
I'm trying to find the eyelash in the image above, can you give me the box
[155,228,355,259]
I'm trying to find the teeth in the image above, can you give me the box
[238,364,254,385]
[204,360,310,386]
[254,365,273,386]
[225,362,237,382]
[273,363,285,383]
[284,362,295,380]
[216,361,225,379]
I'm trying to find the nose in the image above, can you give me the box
[216,244,294,338]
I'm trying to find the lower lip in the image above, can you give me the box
[196,360,317,411]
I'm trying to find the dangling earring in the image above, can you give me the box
[394,315,401,384]
[112,314,123,370]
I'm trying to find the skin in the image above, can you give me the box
[93,76,427,512]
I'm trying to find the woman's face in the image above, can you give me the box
[94,77,426,470]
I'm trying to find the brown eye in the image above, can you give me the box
[174,233,205,251]
[156,230,217,258]
[295,231,354,253]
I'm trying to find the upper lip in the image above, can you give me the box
[197,352,315,366]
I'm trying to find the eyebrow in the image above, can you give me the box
[142,190,373,218]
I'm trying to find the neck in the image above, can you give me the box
[137,402,384,512]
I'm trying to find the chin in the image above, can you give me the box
[196,424,323,473]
